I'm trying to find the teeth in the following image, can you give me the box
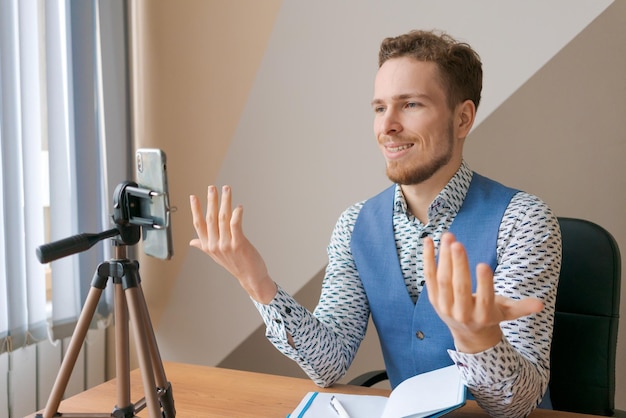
[388,144,412,152]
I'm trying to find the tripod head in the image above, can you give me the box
[36,181,165,264]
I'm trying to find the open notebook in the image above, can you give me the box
[288,365,466,418]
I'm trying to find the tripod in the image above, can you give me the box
[35,182,175,417]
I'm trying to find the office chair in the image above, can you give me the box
[349,217,623,416]
[550,217,621,416]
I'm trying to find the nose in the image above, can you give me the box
[378,108,402,136]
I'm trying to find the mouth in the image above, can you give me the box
[385,143,414,153]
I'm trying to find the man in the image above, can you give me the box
[189,29,561,418]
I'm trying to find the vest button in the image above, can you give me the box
[415,330,425,340]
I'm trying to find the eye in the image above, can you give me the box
[373,105,386,114]
[405,102,422,109]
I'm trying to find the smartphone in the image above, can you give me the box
[135,148,173,260]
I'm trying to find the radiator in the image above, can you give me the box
[1,328,107,418]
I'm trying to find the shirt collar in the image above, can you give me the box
[393,160,474,220]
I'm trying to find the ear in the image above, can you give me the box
[455,100,476,139]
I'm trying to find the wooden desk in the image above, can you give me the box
[28,362,599,417]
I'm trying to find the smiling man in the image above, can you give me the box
[190,29,562,418]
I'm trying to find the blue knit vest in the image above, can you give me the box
[351,173,518,389]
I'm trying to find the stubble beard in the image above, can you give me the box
[384,122,455,186]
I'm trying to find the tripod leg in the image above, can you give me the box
[113,280,133,415]
[125,285,161,418]
[40,285,104,418]
[137,283,176,417]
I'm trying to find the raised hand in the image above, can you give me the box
[423,232,544,353]
[189,185,277,303]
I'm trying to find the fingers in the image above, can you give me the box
[189,194,207,249]
[218,185,233,246]
[430,233,473,320]
[474,263,495,324]
[207,185,220,249]
[436,233,455,311]
[189,185,238,253]
[515,298,544,317]
[230,204,245,246]
[495,295,544,321]
[450,240,472,321]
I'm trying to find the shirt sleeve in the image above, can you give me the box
[448,192,562,418]
[253,204,370,387]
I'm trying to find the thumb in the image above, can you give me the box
[498,297,544,321]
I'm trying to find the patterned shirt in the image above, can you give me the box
[254,161,562,418]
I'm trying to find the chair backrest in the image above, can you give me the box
[549,217,621,416]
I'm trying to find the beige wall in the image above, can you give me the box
[130,0,625,410]
[130,0,282,323]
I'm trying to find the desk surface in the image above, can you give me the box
[29,362,599,417]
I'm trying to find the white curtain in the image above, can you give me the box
[0,0,131,353]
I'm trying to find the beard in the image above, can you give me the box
[384,121,455,185]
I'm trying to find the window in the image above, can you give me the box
[0,0,131,354]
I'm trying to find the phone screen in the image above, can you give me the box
[135,148,173,260]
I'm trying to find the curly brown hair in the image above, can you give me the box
[378,30,482,111]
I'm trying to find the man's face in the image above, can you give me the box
[372,57,461,186]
